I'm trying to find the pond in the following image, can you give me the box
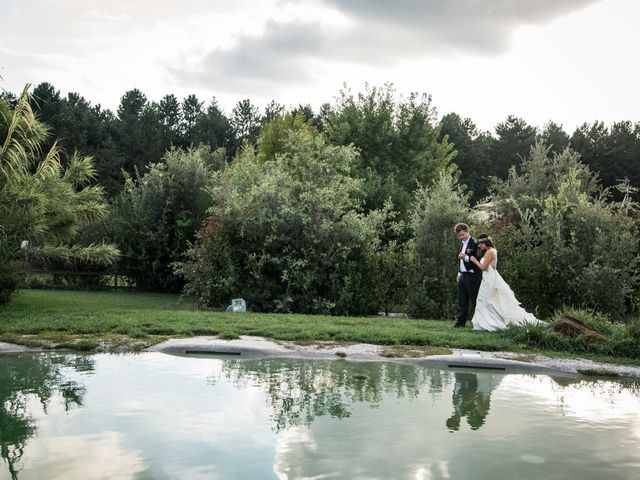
[1,352,639,479]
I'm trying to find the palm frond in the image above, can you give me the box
[63,151,97,185]
[1,85,49,182]
[29,243,120,266]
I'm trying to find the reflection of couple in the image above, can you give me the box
[453,223,544,331]
[446,372,497,431]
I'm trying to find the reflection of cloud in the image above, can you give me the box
[273,427,324,480]
[22,431,147,480]
[414,461,451,480]
[499,375,640,441]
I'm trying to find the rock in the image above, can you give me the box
[553,314,606,341]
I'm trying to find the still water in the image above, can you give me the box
[0,352,639,480]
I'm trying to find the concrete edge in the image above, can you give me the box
[146,338,575,378]
[2,337,638,381]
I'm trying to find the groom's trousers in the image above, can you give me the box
[455,272,482,327]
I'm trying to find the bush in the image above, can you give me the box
[490,142,639,319]
[179,129,385,315]
[110,146,218,292]
[409,171,471,319]
[0,244,21,304]
[502,308,640,359]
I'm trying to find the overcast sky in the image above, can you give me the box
[1,0,638,132]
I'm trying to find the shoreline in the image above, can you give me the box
[3,335,640,382]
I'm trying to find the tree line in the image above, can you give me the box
[3,82,639,203]
[1,83,640,329]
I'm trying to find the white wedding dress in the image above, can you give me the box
[472,250,544,331]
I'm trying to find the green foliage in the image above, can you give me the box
[571,120,640,194]
[490,141,599,212]
[627,319,640,341]
[540,121,570,155]
[371,239,415,315]
[110,145,216,292]
[230,98,262,152]
[410,171,471,319]
[324,84,455,216]
[257,113,316,162]
[491,115,537,178]
[490,143,639,319]
[502,308,640,359]
[0,86,118,303]
[180,129,384,315]
[439,113,495,202]
[0,248,21,304]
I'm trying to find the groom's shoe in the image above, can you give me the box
[452,324,465,328]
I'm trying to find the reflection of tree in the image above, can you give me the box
[214,359,452,432]
[0,353,92,480]
[446,372,496,431]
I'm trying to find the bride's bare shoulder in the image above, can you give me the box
[485,248,496,258]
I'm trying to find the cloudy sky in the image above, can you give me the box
[1,0,638,131]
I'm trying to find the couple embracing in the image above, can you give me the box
[453,223,543,331]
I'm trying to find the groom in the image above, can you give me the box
[453,223,482,328]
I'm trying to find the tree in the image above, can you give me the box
[571,121,640,196]
[490,140,600,213]
[114,89,166,175]
[0,86,118,303]
[179,129,384,314]
[230,99,261,153]
[110,146,216,292]
[262,100,285,124]
[324,84,455,216]
[256,112,316,162]
[492,115,537,178]
[192,98,233,152]
[539,121,569,155]
[439,113,494,202]
[158,94,182,146]
[291,104,322,131]
[29,82,124,196]
[181,94,204,146]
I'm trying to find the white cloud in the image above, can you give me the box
[1,0,638,132]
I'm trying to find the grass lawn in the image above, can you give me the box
[1,289,638,365]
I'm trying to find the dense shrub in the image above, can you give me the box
[0,245,22,303]
[110,146,218,292]
[409,171,471,319]
[179,130,385,315]
[490,142,639,319]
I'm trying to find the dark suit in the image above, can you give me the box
[455,237,482,327]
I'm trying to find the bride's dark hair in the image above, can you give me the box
[476,234,495,248]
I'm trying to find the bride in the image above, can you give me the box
[467,235,544,331]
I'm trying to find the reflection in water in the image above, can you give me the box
[0,353,639,480]
[215,359,452,432]
[446,372,499,431]
[0,354,91,479]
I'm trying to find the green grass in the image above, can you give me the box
[0,289,639,365]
